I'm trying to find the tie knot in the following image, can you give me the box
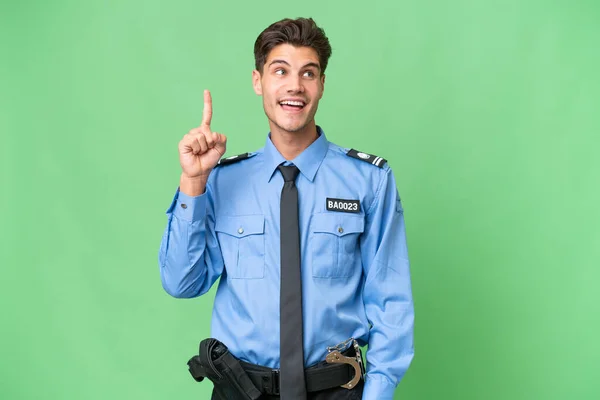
[278,165,300,182]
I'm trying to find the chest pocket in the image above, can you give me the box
[310,213,365,278]
[215,215,265,279]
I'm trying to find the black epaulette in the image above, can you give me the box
[216,152,255,166]
[346,149,387,168]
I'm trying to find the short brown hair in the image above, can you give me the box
[254,18,332,74]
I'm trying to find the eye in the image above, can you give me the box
[303,70,315,78]
[275,69,285,75]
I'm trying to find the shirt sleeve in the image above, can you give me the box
[157,184,224,298]
[360,167,415,399]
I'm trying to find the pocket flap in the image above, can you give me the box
[215,215,265,238]
[311,213,364,237]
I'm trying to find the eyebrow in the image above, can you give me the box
[268,59,321,71]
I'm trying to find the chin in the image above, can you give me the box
[269,116,309,133]
[282,123,306,132]
[281,121,310,133]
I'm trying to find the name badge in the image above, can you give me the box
[326,198,360,213]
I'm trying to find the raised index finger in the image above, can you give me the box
[201,89,212,128]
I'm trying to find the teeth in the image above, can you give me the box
[280,100,304,106]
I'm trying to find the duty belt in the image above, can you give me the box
[188,338,365,396]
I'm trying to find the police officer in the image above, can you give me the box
[159,18,414,400]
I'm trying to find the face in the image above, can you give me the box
[253,44,325,135]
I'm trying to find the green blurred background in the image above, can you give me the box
[2,0,599,399]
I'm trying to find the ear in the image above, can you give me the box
[252,70,263,95]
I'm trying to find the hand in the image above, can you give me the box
[178,90,227,179]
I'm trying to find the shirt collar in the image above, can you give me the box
[263,125,329,183]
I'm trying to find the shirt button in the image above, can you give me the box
[338,227,344,234]
[238,227,244,234]
[180,203,187,209]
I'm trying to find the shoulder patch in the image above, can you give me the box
[216,152,255,166]
[346,149,387,168]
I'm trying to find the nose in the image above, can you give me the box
[286,75,304,93]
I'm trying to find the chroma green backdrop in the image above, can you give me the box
[1,0,599,399]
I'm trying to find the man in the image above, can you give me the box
[158,17,414,400]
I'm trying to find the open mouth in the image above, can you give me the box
[279,100,306,112]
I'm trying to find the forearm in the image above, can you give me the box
[158,188,222,297]
[179,173,209,197]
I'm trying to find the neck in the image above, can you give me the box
[269,121,319,160]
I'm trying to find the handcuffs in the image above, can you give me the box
[325,338,366,389]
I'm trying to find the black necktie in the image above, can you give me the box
[277,165,307,399]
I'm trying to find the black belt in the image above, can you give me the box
[239,347,358,396]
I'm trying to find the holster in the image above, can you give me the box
[187,338,262,400]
